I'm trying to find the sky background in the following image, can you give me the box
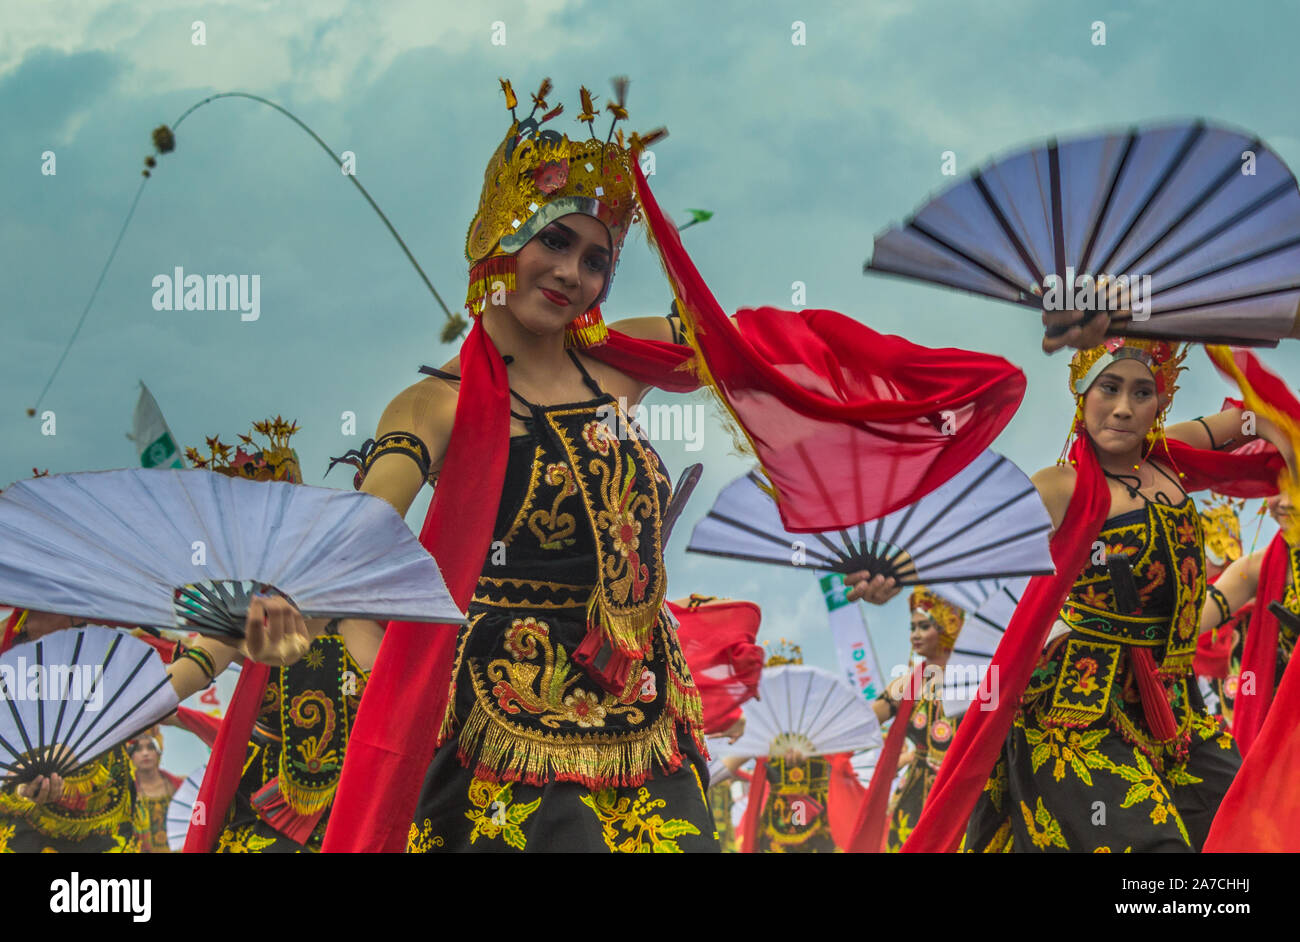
[4,0,1299,776]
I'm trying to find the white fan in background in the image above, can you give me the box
[0,468,464,641]
[687,450,1053,585]
[850,747,879,787]
[166,762,206,851]
[929,577,1028,716]
[0,626,179,783]
[720,665,882,760]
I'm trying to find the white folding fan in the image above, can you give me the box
[166,762,206,851]
[0,468,463,641]
[687,449,1053,585]
[721,664,882,760]
[929,577,1027,716]
[0,626,179,784]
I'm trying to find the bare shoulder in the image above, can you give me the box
[378,358,460,463]
[1030,463,1076,529]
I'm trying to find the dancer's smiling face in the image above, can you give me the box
[498,214,611,337]
[1082,359,1162,457]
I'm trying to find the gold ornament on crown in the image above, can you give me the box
[909,587,964,652]
[464,77,667,347]
[1199,496,1245,568]
[763,638,804,667]
[185,416,303,484]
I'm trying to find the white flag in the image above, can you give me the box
[131,382,185,469]
[819,572,885,705]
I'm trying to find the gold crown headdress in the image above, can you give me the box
[1200,495,1245,567]
[465,77,666,347]
[909,587,964,652]
[1062,337,1188,463]
[1068,336,1187,400]
[185,416,303,484]
[763,638,804,667]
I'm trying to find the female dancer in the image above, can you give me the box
[872,588,965,851]
[1197,491,1299,749]
[166,419,371,853]
[127,730,179,853]
[237,78,1030,853]
[851,338,1293,851]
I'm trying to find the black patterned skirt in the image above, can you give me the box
[408,725,718,853]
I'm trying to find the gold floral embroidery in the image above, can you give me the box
[1019,798,1069,850]
[581,419,615,455]
[580,786,700,852]
[1095,750,1191,844]
[544,406,664,658]
[488,616,646,729]
[466,778,541,850]
[216,823,278,853]
[1024,725,1109,785]
[891,811,914,846]
[527,462,578,549]
[406,819,445,853]
[983,758,1007,812]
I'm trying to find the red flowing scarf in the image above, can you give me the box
[900,352,1286,854]
[666,598,762,735]
[174,705,223,750]
[320,168,1031,852]
[737,758,769,854]
[1194,598,1252,681]
[826,752,869,850]
[183,662,270,852]
[1204,611,1300,850]
[1230,534,1288,753]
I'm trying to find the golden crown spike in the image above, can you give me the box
[763,638,804,667]
[186,416,303,484]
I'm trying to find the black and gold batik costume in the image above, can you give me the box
[751,755,835,853]
[407,355,716,853]
[966,475,1240,852]
[214,628,367,853]
[885,697,960,851]
[0,746,140,853]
